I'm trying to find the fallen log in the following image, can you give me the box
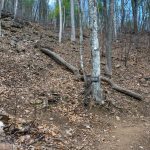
[41,48,79,76]
[100,76,143,100]
[41,48,143,100]
[80,75,143,100]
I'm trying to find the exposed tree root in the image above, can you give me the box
[41,48,79,76]
[41,47,143,101]
[100,76,143,100]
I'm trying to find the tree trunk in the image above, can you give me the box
[121,0,125,31]
[41,48,79,76]
[14,0,18,20]
[131,0,138,33]
[114,10,117,38]
[78,0,85,79]
[105,0,114,77]
[58,0,62,43]
[103,0,107,56]
[0,0,4,36]
[63,6,65,32]
[88,0,104,104]
[70,0,76,42]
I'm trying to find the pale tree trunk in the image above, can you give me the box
[103,0,107,56]
[114,11,117,38]
[14,0,18,20]
[105,0,114,77]
[0,0,4,37]
[58,0,62,43]
[78,0,84,77]
[70,0,76,42]
[63,6,65,32]
[141,2,146,31]
[88,0,104,104]
[113,0,117,38]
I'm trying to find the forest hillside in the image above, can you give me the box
[0,0,150,150]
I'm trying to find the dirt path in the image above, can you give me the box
[100,119,150,150]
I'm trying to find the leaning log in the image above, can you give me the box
[41,48,143,101]
[41,48,79,76]
[100,76,143,100]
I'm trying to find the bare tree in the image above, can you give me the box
[14,0,18,20]
[58,0,62,43]
[131,0,138,33]
[78,0,85,78]
[70,0,76,42]
[88,0,104,104]
[105,0,114,77]
[0,0,4,36]
[63,6,65,32]
[121,0,125,31]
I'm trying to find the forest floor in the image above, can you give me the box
[0,16,150,150]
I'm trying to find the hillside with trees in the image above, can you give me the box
[0,0,149,149]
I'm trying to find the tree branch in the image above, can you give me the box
[41,47,143,101]
[100,76,143,100]
[41,48,79,76]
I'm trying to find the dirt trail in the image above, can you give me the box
[100,119,150,150]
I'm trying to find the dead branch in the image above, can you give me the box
[100,76,143,100]
[41,48,143,101]
[27,135,45,146]
[41,48,79,76]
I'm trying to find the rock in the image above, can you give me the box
[115,64,121,68]
[116,116,120,121]
[0,121,4,126]
[139,146,144,149]
[0,121,5,133]
[84,124,91,129]
[49,118,54,121]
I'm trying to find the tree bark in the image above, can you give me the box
[70,0,76,42]
[58,0,62,43]
[78,0,85,78]
[63,6,65,32]
[131,0,138,33]
[88,0,104,104]
[103,0,107,56]
[121,0,125,31]
[41,48,79,75]
[105,0,114,77]
[0,0,4,36]
[14,0,18,20]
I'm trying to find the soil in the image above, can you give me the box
[0,17,150,150]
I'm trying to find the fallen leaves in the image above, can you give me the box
[0,15,149,150]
